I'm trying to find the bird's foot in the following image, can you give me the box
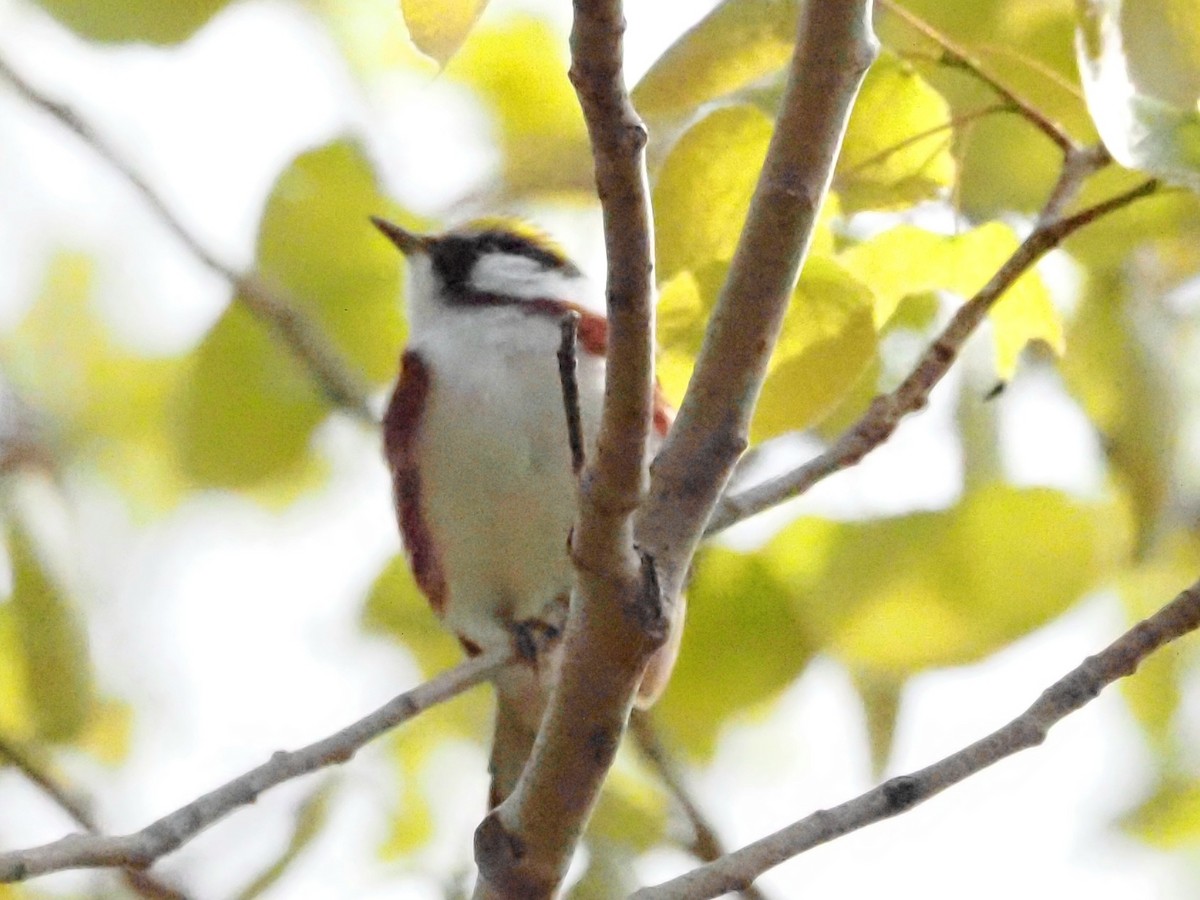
[511,618,561,664]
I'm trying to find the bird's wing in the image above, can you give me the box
[383,349,448,616]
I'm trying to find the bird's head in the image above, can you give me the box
[371,217,585,328]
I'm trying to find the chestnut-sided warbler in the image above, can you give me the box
[372,216,683,806]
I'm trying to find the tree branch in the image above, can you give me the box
[638,0,878,602]
[0,736,189,899]
[0,52,373,421]
[472,3,661,894]
[556,312,586,475]
[633,576,1200,899]
[705,164,1157,536]
[0,650,507,883]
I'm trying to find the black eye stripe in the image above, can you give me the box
[428,229,581,296]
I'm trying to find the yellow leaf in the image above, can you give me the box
[653,105,774,280]
[836,53,956,212]
[840,222,1062,378]
[400,0,489,66]
[632,0,801,119]
[77,699,133,766]
[1122,777,1200,848]
[7,525,93,743]
[753,257,878,440]
[30,0,228,43]
[362,555,464,676]
[255,140,407,385]
[447,17,593,198]
[0,605,32,736]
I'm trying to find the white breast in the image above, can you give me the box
[411,300,606,652]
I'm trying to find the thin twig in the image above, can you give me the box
[0,736,190,899]
[876,0,1076,154]
[557,311,586,475]
[0,649,509,883]
[629,713,772,900]
[0,53,373,420]
[706,164,1154,536]
[634,575,1200,899]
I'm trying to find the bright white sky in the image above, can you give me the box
[0,0,1190,896]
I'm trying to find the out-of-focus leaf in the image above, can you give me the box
[658,254,873,441]
[173,304,327,489]
[778,485,1132,673]
[30,0,228,43]
[1077,0,1200,191]
[1122,777,1200,848]
[235,780,336,900]
[363,554,463,676]
[447,17,593,198]
[587,766,668,853]
[2,253,187,513]
[0,605,32,736]
[851,669,904,778]
[653,105,774,280]
[836,53,956,212]
[255,141,406,385]
[7,525,92,743]
[76,699,133,766]
[632,0,800,120]
[173,139,406,491]
[1060,272,1175,545]
[313,0,432,73]
[400,0,489,67]
[840,222,1062,379]
[655,545,819,759]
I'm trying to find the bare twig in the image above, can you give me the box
[876,0,1076,154]
[0,53,373,420]
[557,312,586,475]
[471,0,662,896]
[706,166,1156,536]
[0,736,190,899]
[638,0,878,601]
[634,576,1200,899]
[629,714,771,900]
[0,650,508,883]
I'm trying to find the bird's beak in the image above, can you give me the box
[370,217,429,256]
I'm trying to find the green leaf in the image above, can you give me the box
[658,255,876,441]
[840,222,1062,379]
[255,141,407,385]
[173,303,328,490]
[653,105,775,281]
[632,0,801,120]
[1077,0,1200,191]
[0,605,32,736]
[836,53,956,212]
[2,252,188,513]
[235,780,336,900]
[173,140,407,491]
[851,669,904,778]
[777,485,1132,674]
[447,17,593,198]
[400,0,490,66]
[30,0,229,43]
[362,554,463,676]
[7,525,93,743]
[753,257,877,440]
[1122,777,1200,848]
[654,546,818,759]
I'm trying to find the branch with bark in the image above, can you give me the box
[0,650,507,882]
[633,576,1200,899]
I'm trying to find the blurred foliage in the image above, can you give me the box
[2,0,1200,894]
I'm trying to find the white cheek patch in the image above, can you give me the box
[470,252,585,302]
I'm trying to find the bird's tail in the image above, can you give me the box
[488,681,542,809]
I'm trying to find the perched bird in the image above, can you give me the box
[372,216,683,807]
